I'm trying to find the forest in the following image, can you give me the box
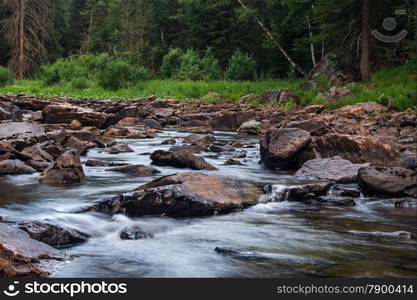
[0,0,415,108]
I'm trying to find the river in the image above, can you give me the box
[0,130,415,277]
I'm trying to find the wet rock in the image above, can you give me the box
[260,128,311,170]
[102,142,134,154]
[402,153,417,171]
[0,122,46,149]
[18,221,89,248]
[144,119,163,130]
[21,144,55,172]
[182,134,215,144]
[330,185,361,198]
[304,197,356,207]
[40,150,85,184]
[84,160,128,167]
[0,159,36,175]
[161,138,176,145]
[0,223,59,277]
[285,182,333,202]
[208,144,235,153]
[337,102,387,117]
[43,103,108,128]
[85,173,261,217]
[237,120,263,136]
[183,126,214,134]
[150,150,217,170]
[170,144,207,154]
[209,111,252,131]
[315,134,401,167]
[214,247,242,256]
[103,127,156,139]
[150,108,174,118]
[358,167,417,198]
[106,165,161,176]
[285,119,327,136]
[0,101,23,121]
[62,136,93,155]
[69,119,82,130]
[224,159,244,166]
[117,117,137,127]
[120,226,153,240]
[295,157,369,183]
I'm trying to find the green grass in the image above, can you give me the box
[0,61,415,110]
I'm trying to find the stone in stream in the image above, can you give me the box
[144,118,163,130]
[285,182,333,202]
[0,159,36,175]
[182,134,215,145]
[285,119,328,136]
[40,149,85,184]
[84,160,129,167]
[103,127,156,139]
[237,120,263,136]
[224,159,244,166]
[150,150,217,170]
[161,138,176,145]
[106,165,161,176]
[358,167,417,198]
[0,122,46,149]
[102,142,134,154]
[42,103,109,128]
[83,172,262,218]
[303,197,356,207]
[260,128,311,170]
[295,157,369,183]
[169,144,207,154]
[0,223,60,277]
[120,226,153,240]
[18,221,90,248]
[208,144,235,153]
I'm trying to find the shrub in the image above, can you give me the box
[0,66,12,87]
[201,48,223,81]
[97,59,133,90]
[176,49,203,81]
[70,77,90,90]
[227,50,256,81]
[161,48,183,79]
[131,66,153,82]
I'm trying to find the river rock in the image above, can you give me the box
[0,101,23,121]
[144,118,163,130]
[103,127,156,139]
[0,223,59,277]
[285,182,333,202]
[120,226,153,240]
[170,144,208,154]
[18,221,90,248]
[260,128,311,170]
[237,120,263,136]
[102,142,134,154]
[43,103,109,128]
[150,150,217,170]
[315,134,401,167]
[40,150,85,184]
[84,160,128,167]
[85,173,261,217]
[161,138,176,145]
[182,134,215,144]
[358,167,417,198]
[304,197,356,207]
[106,165,161,176]
[295,157,368,183]
[0,159,36,175]
[0,122,46,149]
[285,119,327,136]
[209,111,252,131]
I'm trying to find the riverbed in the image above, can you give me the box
[0,130,416,278]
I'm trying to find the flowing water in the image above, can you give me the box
[0,130,416,278]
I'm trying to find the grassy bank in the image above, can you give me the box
[0,62,416,110]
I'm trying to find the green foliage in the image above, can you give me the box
[176,49,203,81]
[97,59,133,90]
[227,50,256,81]
[200,48,223,81]
[0,66,12,87]
[161,48,183,79]
[70,77,90,90]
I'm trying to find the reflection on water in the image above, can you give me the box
[0,130,416,278]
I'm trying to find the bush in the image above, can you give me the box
[176,49,203,81]
[201,48,223,80]
[97,59,133,90]
[131,66,153,82]
[161,48,183,79]
[70,77,90,90]
[0,66,12,87]
[227,50,256,81]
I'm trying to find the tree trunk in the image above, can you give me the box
[236,0,307,78]
[306,14,316,67]
[360,0,371,81]
[17,0,26,80]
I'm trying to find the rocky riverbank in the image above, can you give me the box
[0,94,416,277]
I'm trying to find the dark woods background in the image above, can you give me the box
[0,0,415,80]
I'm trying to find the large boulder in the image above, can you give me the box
[40,150,85,184]
[84,173,261,218]
[0,223,59,277]
[358,167,417,198]
[18,221,90,248]
[0,159,36,175]
[238,120,263,136]
[150,150,217,170]
[0,101,23,121]
[0,122,46,149]
[260,128,311,170]
[285,119,327,136]
[315,134,401,167]
[295,157,369,183]
[42,103,108,128]
[209,111,252,131]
